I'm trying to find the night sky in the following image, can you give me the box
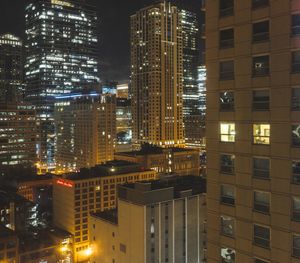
[0,0,202,83]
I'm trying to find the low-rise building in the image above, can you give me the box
[53,160,157,262]
[89,176,207,263]
[0,225,19,263]
[115,145,200,176]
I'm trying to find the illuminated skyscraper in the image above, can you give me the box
[0,34,24,103]
[131,2,184,149]
[54,92,116,173]
[24,0,100,168]
[180,10,204,148]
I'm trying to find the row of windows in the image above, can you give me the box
[219,13,300,49]
[219,0,269,18]
[220,123,300,147]
[220,186,300,220]
[220,154,300,184]
[220,233,300,263]
[220,52,300,81]
[219,88,300,111]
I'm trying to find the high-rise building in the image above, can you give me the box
[24,0,100,168]
[180,10,203,148]
[89,176,207,263]
[54,92,116,173]
[131,2,184,149]
[198,65,206,116]
[206,1,300,263]
[53,161,157,262]
[0,33,24,103]
[0,102,37,176]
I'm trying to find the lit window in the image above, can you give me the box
[292,14,300,36]
[220,91,234,111]
[221,215,235,237]
[252,56,269,77]
[220,123,235,142]
[253,90,269,110]
[292,197,300,222]
[254,191,270,213]
[292,51,300,73]
[254,224,270,248]
[253,124,270,145]
[220,154,235,174]
[293,234,300,258]
[292,124,300,147]
[253,157,269,179]
[253,20,269,42]
[221,247,235,263]
[220,185,235,206]
[292,161,300,184]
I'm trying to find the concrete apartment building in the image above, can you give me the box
[53,161,157,262]
[115,145,200,176]
[89,176,207,263]
[205,0,300,262]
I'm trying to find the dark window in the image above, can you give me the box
[253,90,269,110]
[6,241,16,249]
[255,259,269,263]
[252,0,269,9]
[292,14,300,36]
[254,225,270,248]
[221,247,235,263]
[292,88,300,110]
[7,251,16,258]
[292,197,300,221]
[220,91,234,111]
[253,56,269,76]
[253,157,270,179]
[220,60,234,80]
[293,235,300,258]
[219,0,234,17]
[220,185,235,205]
[254,191,270,213]
[220,28,234,48]
[220,154,235,174]
[221,215,235,237]
[292,124,300,147]
[120,243,126,253]
[292,51,300,73]
[292,161,300,184]
[253,21,269,42]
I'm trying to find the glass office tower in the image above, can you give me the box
[25,0,100,169]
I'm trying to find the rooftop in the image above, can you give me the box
[60,160,151,181]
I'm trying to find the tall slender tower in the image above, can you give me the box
[206,0,300,262]
[131,1,184,149]
[25,0,100,169]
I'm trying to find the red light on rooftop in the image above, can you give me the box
[56,179,73,188]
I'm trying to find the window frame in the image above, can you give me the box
[292,14,300,37]
[292,160,300,184]
[293,234,300,259]
[292,124,300,147]
[253,224,270,249]
[219,60,234,80]
[292,87,300,111]
[253,124,270,145]
[219,0,234,17]
[252,89,270,111]
[253,157,270,179]
[220,184,235,206]
[220,153,235,175]
[220,122,236,143]
[292,196,300,222]
[253,190,270,214]
[252,0,269,9]
[220,215,235,237]
[219,28,234,49]
[252,20,269,43]
[292,51,300,73]
[220,91,235,111]
[252,55,270,77]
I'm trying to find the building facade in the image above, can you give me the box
[53,161,157,262]
[0,33,24,103]
[115,145,200,176]
[89,176,207,263]
[54,92,116,173]
[205,0,300,262]
[131,2,184,149]
[24,0,100,168]
[0,103,37,176]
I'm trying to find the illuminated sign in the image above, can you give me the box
[56,179,73,188]
[51,0,74,7]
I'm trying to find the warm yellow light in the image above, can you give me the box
[60,246,68,253]
[85,247,93,256]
